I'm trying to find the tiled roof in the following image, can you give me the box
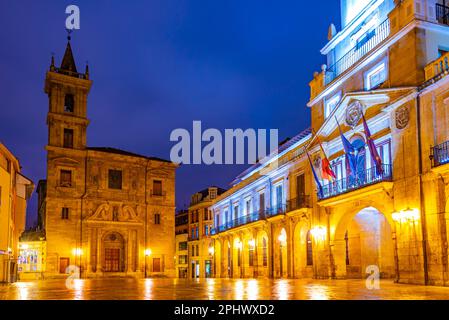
[87,147,171,163]
[230,127,311,185]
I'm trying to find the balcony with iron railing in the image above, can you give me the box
[437,3,449,26]
[53,67,88,80]
[319,164,393,200]
[431,141,449,167]
[324,18,390,86]
[211,195,311,235]
[188,234,199,241]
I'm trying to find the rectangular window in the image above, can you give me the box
[61,207,69,220]
[191,228,195,240]
[153,180,162,196]
[233,205,239,220]
[154,213,161,225]
[324,92,341,119]
[179,255,188,264]
[59,257,70,274]
[245,198,251,215]
[259,192,265,214]
[60,170,72,187]
[63,129,74,148]
[108,169,122,190]
[375,139,391,166]
[195,227,199,239]
[153,258,161,272]
[204,225,209,236]
[275,184,283,212]
[64,94,74,113]
[224,210,228,226]
[365,61,387,90]
[179,242,188,251]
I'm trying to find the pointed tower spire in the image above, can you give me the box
[60,32,78,73]
[50,53,55,71]
[85,61,89,80]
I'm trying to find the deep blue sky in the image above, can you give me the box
[0,0,340,227]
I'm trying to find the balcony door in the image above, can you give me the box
[259,192,265,214]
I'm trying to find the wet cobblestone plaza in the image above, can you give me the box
[1,278,449,300]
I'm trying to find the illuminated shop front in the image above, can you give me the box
[18,231,46,279]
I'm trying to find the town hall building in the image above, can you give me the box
[209,0,449,287]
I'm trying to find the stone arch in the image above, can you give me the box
[293,219,312,278]
[222,238,232,278]
[232,236,243,278]
[333,203,394,241]
[333,206,395,279]
[256,229,269,278]
[241,230,255,278]
[273,227,288,278]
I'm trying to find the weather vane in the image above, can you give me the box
[66,28,73,41]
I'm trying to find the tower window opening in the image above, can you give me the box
[64,94,74,113]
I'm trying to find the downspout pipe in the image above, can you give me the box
[417,91,429,285]
[79,151,88,278]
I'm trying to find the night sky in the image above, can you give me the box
[0,1,340,227]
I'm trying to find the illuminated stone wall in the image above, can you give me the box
[43,58,176,279]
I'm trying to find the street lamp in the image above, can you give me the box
[392,208,420,223]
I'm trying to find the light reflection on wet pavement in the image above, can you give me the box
[1,278,449,300]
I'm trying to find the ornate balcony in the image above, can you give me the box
[431,140,449,167]
[424,51,449,82]
[319,165,393,201]
[325,18,390,86]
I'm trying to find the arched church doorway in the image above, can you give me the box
[103,232,125,272]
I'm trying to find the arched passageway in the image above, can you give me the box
[335,207,395,279]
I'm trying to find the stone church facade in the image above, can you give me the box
[41,38,177,278]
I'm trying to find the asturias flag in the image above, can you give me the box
[336,118,357,178]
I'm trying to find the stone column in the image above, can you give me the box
[253,229,259,278]
[287,218,293,278]
[268,224,274,278]
[96,229,102,273]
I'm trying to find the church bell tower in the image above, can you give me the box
[44,35,91,151]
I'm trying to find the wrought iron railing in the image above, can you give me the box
[286,195,311,212]
[319,164,393,200]
[211,197,311,235]
[53,67,88,79]
[325,18,390,85]
[431,140,449,167]
[437,4,449,26]
[189,235,199,241]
